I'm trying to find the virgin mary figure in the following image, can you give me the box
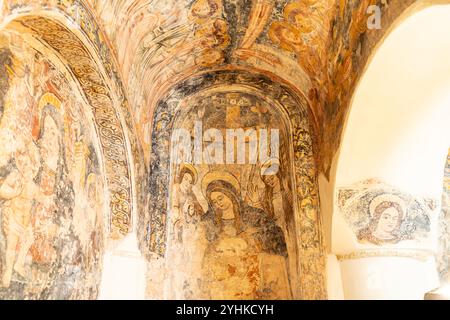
[200,171,292,300]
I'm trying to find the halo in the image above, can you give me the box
[201,170,240,198]
[369,194,406,219]
[179,163,198,185]
[260,157,280,176]
[38,92,62,112]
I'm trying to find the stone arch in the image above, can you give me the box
[141,69,326,299]
[329,4,450,299]
[1,2,146,238]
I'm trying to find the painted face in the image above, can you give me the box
[376,207,400,234]
[262,174,279,188]
[210,191,233,213]
[180,173,193,193]
[41,115,60,172]
[0,169,22,198]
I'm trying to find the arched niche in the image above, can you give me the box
[0,3,143,299]
[330,4,450,299]
[0,25,108,300]
[142,70,327,300]
[1,2,147,238]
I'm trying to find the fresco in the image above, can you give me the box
[142,70,326,300]
[1,0,144,238]
[83,0,422,178]
[0,33,105,299]
[2,0,442,300]
[0,0,413,178]
[337,180,436,246]
[161,91,296,299]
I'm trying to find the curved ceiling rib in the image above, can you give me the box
[3,1,447,173]
[1,2,146,238]
[86,0,445,176]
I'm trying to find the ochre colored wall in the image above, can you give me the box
[0,32,107,299]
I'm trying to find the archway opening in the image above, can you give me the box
[331,5,450,299]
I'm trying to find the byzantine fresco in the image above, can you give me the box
[163,91,298,299]
[0,33,105,299]
[142,70,326,299]
[83,0,423,179]
[1,1,139,238]
[337,180,436,246]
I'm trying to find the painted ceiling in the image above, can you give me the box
[86,0,418,174]
[1,0,425,175]
[0,0,446,299]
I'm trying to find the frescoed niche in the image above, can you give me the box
[143,70,326,300]
[0,34,106,299]
[337,180,437,246]
[164,91,298,300]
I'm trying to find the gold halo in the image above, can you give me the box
[179,163,198,185]
[201,170,240,199]
[369,194,406,219]
[39,92,62,112]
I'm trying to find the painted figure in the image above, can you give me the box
[358,194,406,245]
[171,163,203,238]
[200,171,291,299]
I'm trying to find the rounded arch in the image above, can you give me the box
[141,69,326,299]
[1,2,145,238]
[329,3,450,299]
[320,0,450,258]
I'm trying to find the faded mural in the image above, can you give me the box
[2,0,445,300]
[143,70,326,300]
[337,180,436,246]
[0,33,106,299]
[164,91,296,299]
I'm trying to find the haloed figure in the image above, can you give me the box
[260,158,293,236]
[200,171,291,300]
[171,163,203,228]
[358,195,406,245]
[30,104,69,267]
[190,0,220,21]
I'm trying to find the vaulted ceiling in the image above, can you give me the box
[0,0,437,175]
[0,0,440,245]
[85,0,421,175]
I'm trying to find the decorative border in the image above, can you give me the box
[2,0,146,237]
[142,69,327,299]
